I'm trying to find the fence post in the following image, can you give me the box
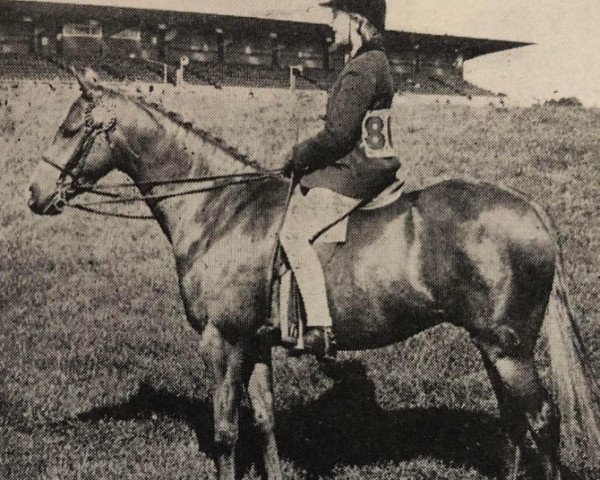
[289,65,303,150]
[289,66,296,91]
[289,65,303,91]
[176,55,189,87]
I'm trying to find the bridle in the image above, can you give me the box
[41,100,117,213]
[41,96,283,219]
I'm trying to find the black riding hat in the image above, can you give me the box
[320,0,386,33]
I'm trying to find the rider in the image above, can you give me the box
[279,0,400,357]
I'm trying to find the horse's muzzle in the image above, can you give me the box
[28,183,62,215]
[28,158,66,215]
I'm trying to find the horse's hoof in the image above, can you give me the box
[256,324,281,346]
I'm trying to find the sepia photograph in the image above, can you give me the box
[0,0,598,478]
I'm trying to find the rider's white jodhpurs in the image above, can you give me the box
[279,185,361,328]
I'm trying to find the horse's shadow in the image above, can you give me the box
[75,359,579,479]
[274,359,506,478]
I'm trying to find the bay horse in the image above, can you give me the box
[27,70,600,480]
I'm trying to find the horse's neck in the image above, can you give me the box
[118,100,247,185]
[117,98,287,253]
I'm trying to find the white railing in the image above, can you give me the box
[138,58,169,84]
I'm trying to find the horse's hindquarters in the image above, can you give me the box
[320,180,558,353]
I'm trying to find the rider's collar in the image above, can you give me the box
[351,34,386,59]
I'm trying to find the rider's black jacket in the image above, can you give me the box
[292,36,400,199]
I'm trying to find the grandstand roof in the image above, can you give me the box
[385,31,529,60]
[2,1,328,35]
[1,0,531,57]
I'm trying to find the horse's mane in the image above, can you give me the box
[115,88,270,174]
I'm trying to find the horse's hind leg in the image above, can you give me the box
[478,346,561,480]
[479,351,528,480]
[202,324,244,480]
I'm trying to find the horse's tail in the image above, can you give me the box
[543,247,600,466]
[521,193,600,467]
[497,182,600,465]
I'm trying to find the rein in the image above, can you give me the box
[45,159,282,219]
[77,173,276,206]
[62,172,281,220]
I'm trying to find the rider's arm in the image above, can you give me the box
[291,66,376,173]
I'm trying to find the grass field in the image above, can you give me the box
[1,81,599,479]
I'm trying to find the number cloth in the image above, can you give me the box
[292,37,400,199]
[362,109,395,158]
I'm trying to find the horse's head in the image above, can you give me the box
[28,68,122,215]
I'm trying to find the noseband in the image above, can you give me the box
[42,101,116,212]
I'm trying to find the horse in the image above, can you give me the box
[27,69,600,480]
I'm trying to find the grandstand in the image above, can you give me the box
[0,0,530,95]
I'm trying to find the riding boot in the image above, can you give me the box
[301,326,337,360]
[279,237,337,358]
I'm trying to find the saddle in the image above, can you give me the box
[316,177,405,243]
[270,177,405,348]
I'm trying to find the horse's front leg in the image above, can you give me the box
[202,324,244,480]
[245,343,283,480]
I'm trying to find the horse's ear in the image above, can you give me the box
[70,66,101,98]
